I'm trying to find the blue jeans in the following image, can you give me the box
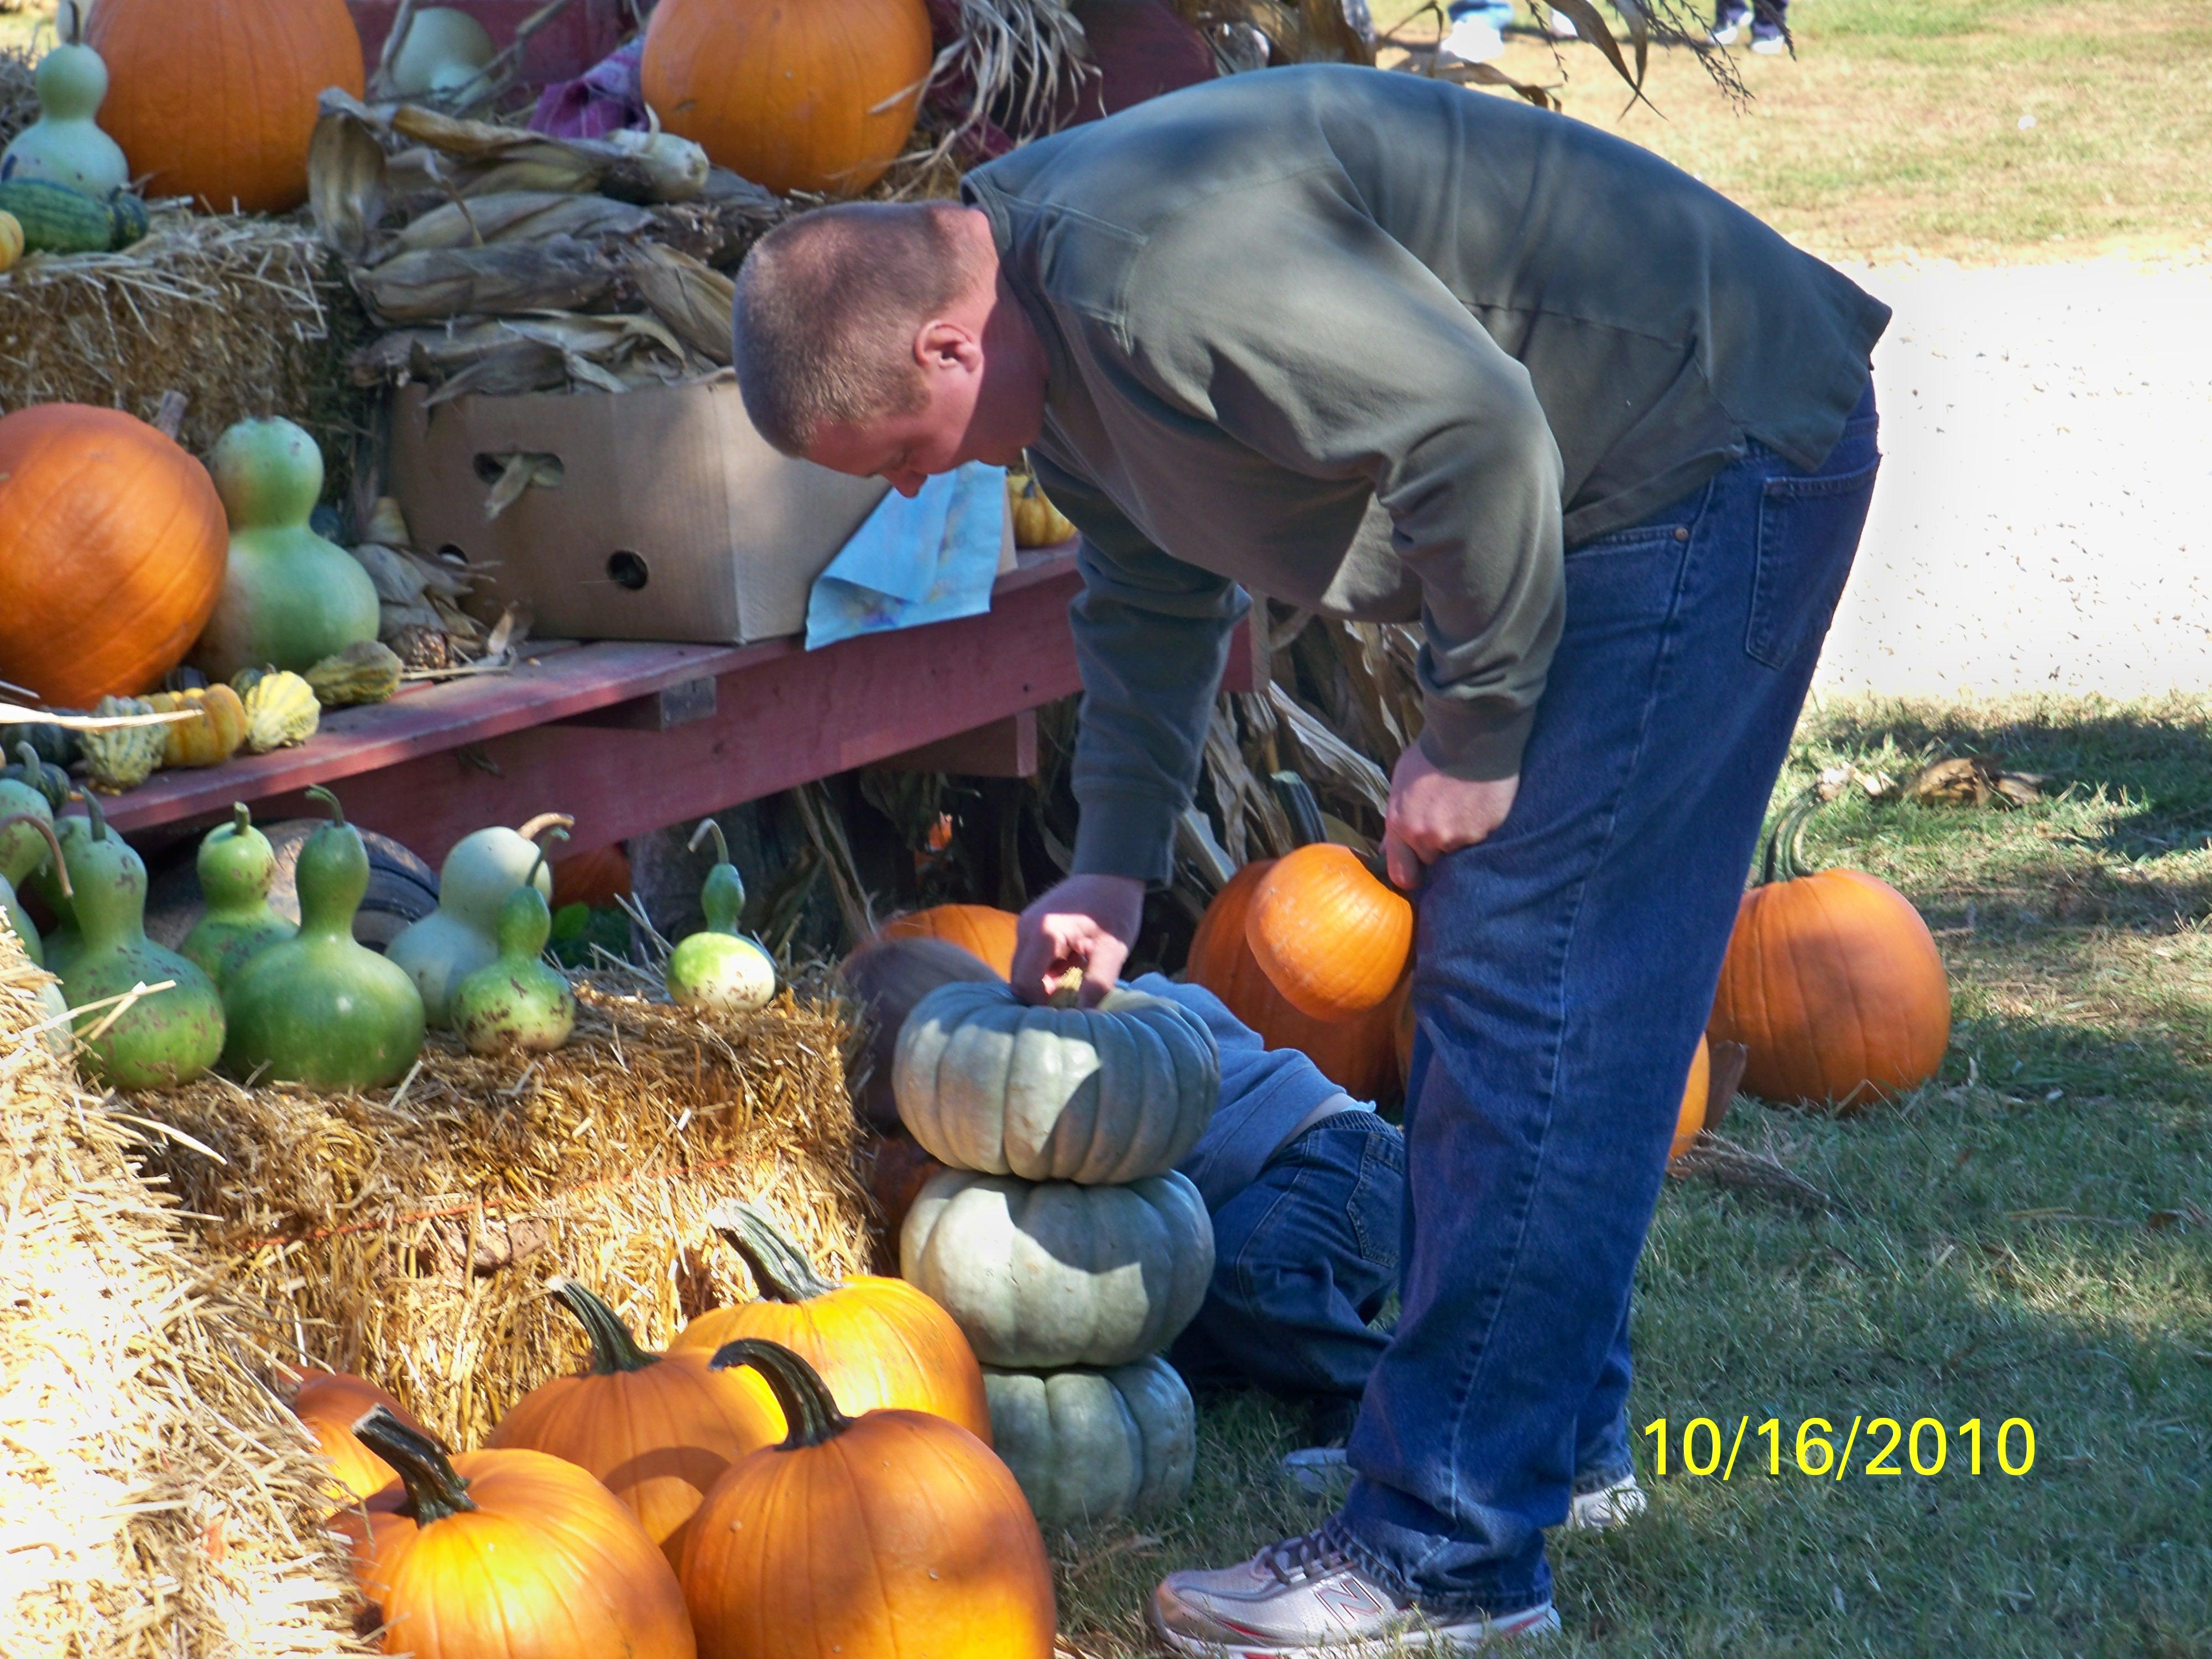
[1171,1115,1403,1407]
[1332,388,1881,1617]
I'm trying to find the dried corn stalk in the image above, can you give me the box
[624,243,736,366]
[354,234,613,324]
[393,190,656,254]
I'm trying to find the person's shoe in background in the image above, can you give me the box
[1439,0,1514,62]
[1565,1472,1647,1531]
[1279,1395,1359,1497]
[1711,1,1751,44]
[1749,19,1790,52]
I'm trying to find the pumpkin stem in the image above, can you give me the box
[703,1199,841,1302]
[523,827,567,895]
[83,794,107,843]
[306,784,346,827]
[1759,792,1827,885]
[517,812,576,844]
[231,801,253,837]
[1269,771,1327,849]
[687,816,732,868]
[1046,966,1084,1009]
[0,814,70,896]
[351,1405,477,1524]
[547,1279,660,1374]
[707,1338,851,1450]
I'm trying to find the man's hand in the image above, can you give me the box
[1383,743,1520,890]
[1011,873,1145,1005]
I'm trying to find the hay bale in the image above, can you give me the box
[127,975,873,1447]
[0,205,368,460]
[0,933,367,1659]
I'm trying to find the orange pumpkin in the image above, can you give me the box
[875,902,1021,977]
[679,1340,1055,1659]
[1670,1035,1711,1161]
[1246,842,1414,1022]
[88,0,363,213]
[1708,796,1950,1111]
[672,1198,992,1444]
[487,1280,781,1568]
[640,0,932,196]
[1189,859,1406,1103]
[550,841,631,909]
[0,404,228,706]
[341,1406,696,1659]
[284,1366,428,1503]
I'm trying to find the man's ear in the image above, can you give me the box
[915,317,984,374]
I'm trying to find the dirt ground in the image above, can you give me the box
[1814,255,2212,698]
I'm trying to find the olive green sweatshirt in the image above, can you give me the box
[963,65,1888,884]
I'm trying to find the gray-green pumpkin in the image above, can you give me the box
[895,980,1219,1185]
[984,1355,1196,1527]
[900,1168,1213,1369]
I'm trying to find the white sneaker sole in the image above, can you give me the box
[1149,1597,1561,1656]
[1565,1475,1647,1531]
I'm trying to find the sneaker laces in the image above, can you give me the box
[1261,1529,1352,1585]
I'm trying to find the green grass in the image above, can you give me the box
[1375,0,2212,262]
[1055,695,2212,1658]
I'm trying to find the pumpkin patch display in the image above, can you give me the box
[192,418,381,682]
[664,818,777,1016]
[1708,796,1952,1110]
[221,786,426,1089]
[282,1366,427,1504]
[984,1354,1196,1527]
[895,978,1220,1185]
[640,0,933,196]
[488,1280,780,1568]
[341,1405,696,1659]
[674,1198,991,1442]
[1246,841,1414,1021]
[58,795,227,1089]
[0,403,228,707]
[902,1168,1213,1368]
[179,802,296,988]
[87,0,364,214]
[875,902,1021,975]
[681,1339,1056,1659]
[387,812,565,1027]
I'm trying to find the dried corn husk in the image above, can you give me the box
[392,190,655,255]
[625,243,735,366]
[306,98,390,261]
[354,234,613,324]
[319,90,709,205]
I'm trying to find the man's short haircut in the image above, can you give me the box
[731,202,975,455]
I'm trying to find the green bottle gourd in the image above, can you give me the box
[0,43,130,197]
[0,810,66,968]
[387,812,569,1028]
[180,802,298,988]
[451,832,578,1055]
[222,787,426,1091]
[29,807,88,978]
[58,796,227,1090]
[665,818,776,1015]
[190,419,381,682]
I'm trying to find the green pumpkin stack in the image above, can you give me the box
[894,975,1219,1527]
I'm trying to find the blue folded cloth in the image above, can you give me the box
[805,462,1007,649]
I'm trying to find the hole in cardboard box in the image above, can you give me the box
[437,544,469,562]
[607,550,650,591]
[474,450,565,487]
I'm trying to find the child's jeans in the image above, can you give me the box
[1170,1114,1404,1408]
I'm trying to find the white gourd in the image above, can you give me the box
[388,7,495,97]
[0,44,129,197]
[385,817,562,1027]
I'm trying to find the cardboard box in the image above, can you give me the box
[388,373,898,646]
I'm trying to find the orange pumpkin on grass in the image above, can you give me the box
[680,1339,1055,1659]
[0,404,227,706]
[88,0,363,213]
[1708,795,1950,1111]
[673,1197,992,1444]
[487,1279,780,1568]
[341,1405,695,1659]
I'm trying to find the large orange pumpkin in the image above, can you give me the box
[672,1197,992,1444]
[88,0,363,213]
[875,902,1020,977]
[0,404,227,706]
[1708,797,1951,1111]
[283,1366,429,1503]
[487,1280,780,1568]
[1670,1035,1711,1161]
[680,1340,1055,1659]
[1246,842,1414,1022]
[341,1406,696,1659]
[640,0,933,196]
[550,841,631,909]
[1189,859,1406,1103]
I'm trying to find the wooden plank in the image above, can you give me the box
[878,712,1038,777]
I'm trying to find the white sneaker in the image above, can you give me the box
[1565,1473,1647,1530]
[1152,1530,1561,1656]
[1279,1444,1353,1497]
[1711,3,1750,43]
[1438,14,1507,62]
[1749,28,1788,51]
